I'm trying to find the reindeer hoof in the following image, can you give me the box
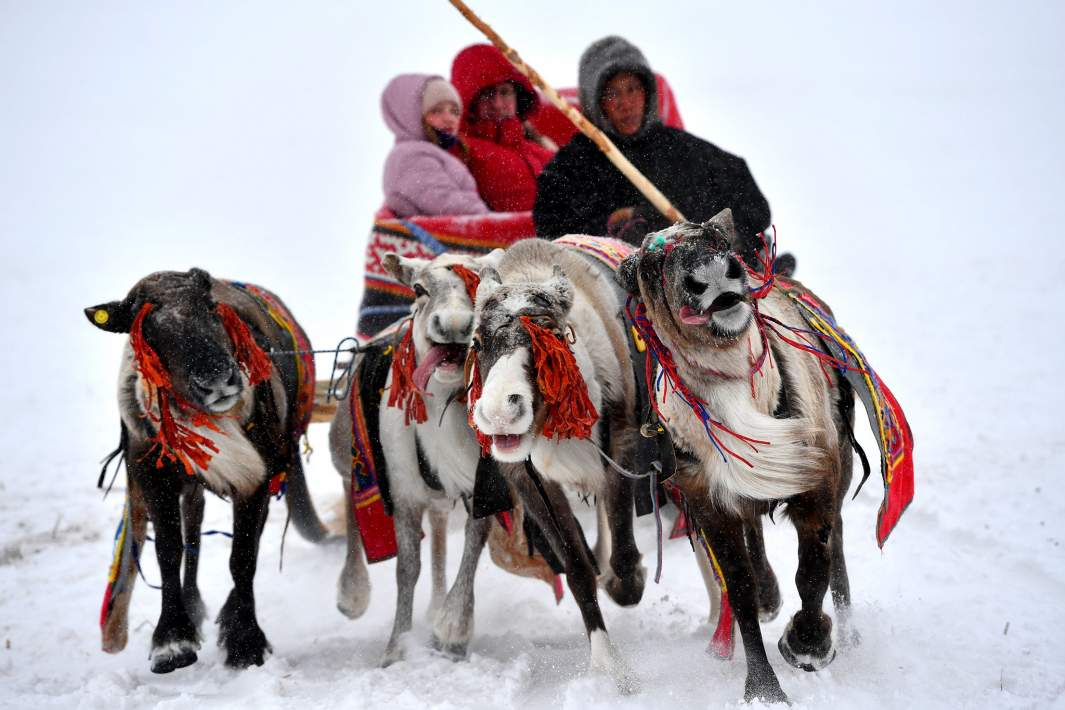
[150,639,199,674]
[744,674,789,704]
[603,563,646,608]
[336,569,371,619]
[380,643,405,668]
[430,635,469,660]
[589,630,640,695]
[757,580,782,623]
[778,612,835,672]
[222,630,272,669]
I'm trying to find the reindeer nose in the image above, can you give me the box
[506,393,527,421]
[430,311,473,343]
[191,365,240,396]
[683,274,709,295]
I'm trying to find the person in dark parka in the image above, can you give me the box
[533,36,773,265]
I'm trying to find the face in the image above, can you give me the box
[469,268,574,462]
[383,251,503,388]
[621,218,753,343]
[87,269,245,414]
[474,81,518,122]
[600,72,647,137]
[424,100,461,135]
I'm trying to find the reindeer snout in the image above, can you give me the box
[475,390,530,433]
[473,348,535,436]
[428,310,473,344]
[190,365,243,411]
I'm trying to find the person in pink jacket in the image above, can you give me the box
[381,74,488,217]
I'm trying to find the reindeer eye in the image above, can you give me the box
[471,337,482,352]
[412,284,428,298]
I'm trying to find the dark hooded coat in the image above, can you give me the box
[533,36,771,260]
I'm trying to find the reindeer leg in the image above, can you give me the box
[179,481,207,630]
[746,519,782,623]
[599,474,645,607]
[690,502,786,703]
[336,477,371,619]
[427,503,449,619]
[512,470,639,694]
[431,512,490,658]
[217,484,271,668]
[778,492,837,672]
[140,469,201,674]
[830,441,859,647]
[381,501,424,667]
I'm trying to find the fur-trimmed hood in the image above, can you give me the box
[578,36,659,140]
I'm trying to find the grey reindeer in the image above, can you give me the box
[329,250,508,665]
[617,210,858,703]
[468,238,648,692]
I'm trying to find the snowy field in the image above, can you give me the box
[2,2,1064,708]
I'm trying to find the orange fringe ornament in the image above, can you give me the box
[217,303,272,386]
[129,303,222,475]
[449,264,481,302]
[387,319,428,425]
[519,316,598,440]
[464,350,492,454]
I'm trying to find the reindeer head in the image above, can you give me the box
[85,268,258,414]
[469,264,597,462]
[383,250,503,391]
[617,209,755,346]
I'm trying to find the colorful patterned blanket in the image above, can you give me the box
[357,212,536,338]
[777,278,915,547]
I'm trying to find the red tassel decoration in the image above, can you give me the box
[216,303,272,386]
[449,263,481,303]
[464,350,492,454]
[129,303,222,475]
[519,316,598,440]
[464,349,492,455]
[387,319,428,425]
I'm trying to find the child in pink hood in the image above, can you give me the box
[381,74,488,217]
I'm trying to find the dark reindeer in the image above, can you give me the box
[468,239,646,692]
[617,212,857,703]
[86,268,327,673]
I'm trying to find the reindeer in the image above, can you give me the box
[616,211,857,703]
[86,268,327,673]
[468,238,647,692]
[330,249,515,665]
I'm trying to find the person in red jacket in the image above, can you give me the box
[450,44,554,212]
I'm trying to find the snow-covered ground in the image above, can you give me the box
[2,2,1063,708]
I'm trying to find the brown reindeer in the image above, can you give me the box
[86,268,327,673]
[617,212,856,703]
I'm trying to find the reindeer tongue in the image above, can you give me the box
[679,305,710,325]
[412,344,465,390]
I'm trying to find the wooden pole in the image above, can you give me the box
[447,0,686,224]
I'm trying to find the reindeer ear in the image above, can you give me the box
[188,267,213,291]
[85,300,134,333]
[616,253,640,294]
[703,208,740,249]
[546,265,575,315]
[473,248,505,272]
[382,252,424,286]
[475,266,502,303]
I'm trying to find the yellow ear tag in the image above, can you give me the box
[94,309,110,325]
